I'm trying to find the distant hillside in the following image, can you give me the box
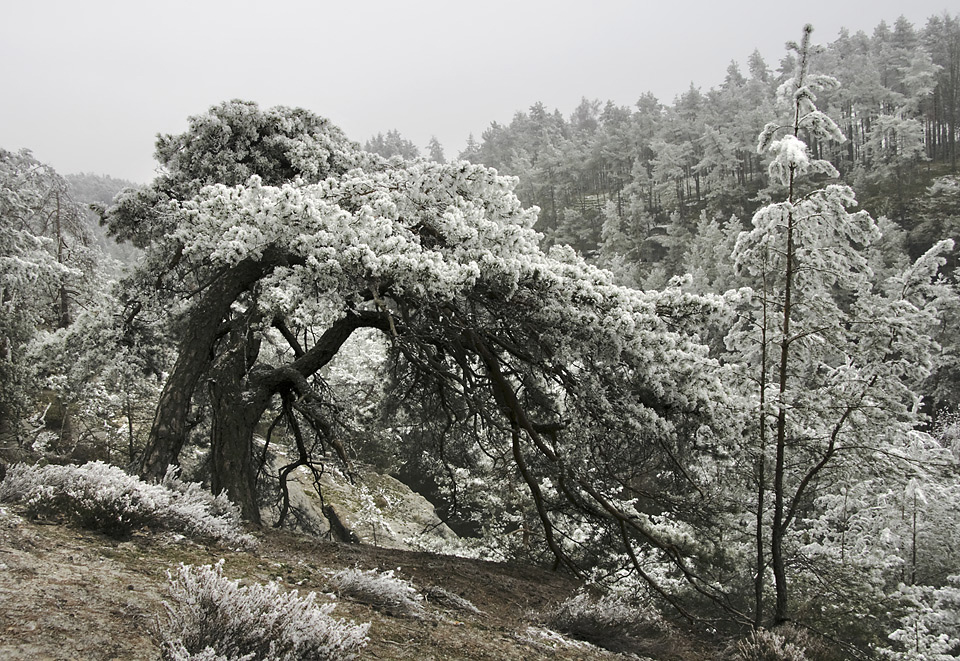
[65,172,141,265]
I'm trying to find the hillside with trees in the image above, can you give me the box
[459,15,960,286]
[1,15,960,660]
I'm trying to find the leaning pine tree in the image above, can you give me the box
[728,25,953,627]
[105,100,749,620]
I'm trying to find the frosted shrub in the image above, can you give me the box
[0,461,151,536]
[0,461,254,546]
[725,626,817,661]
[0,460,177,537]
[328,567,425,618]
[160,468,255,547]
[543,592,669,655]
[423,585,482,615]
[160,561,369,661]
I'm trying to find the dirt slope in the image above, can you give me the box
[0,504,698,660]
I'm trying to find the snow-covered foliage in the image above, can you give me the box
[880,576,960,660]
[318,328,393,469]
[547,591,652,632]
[160,560,368,661]
[328,567,425,618]
[756,29,844,190]
[523,626,606,654]
[801,434,960,584]
[159,162,543,324]
[0,149,101,445]
[724,625,820,661]
[0,150,90,322]
[0,461,253,546]
[26,299,168,463]
[88,94,955,642]
[722,24,957,632]
[103,100,741,600]
[422,584,482,615]
[542,591,672,655]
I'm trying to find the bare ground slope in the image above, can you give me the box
[0,505,711,660]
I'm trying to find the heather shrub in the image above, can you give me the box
[328,567,425,618]
[543,592,675,656]
[423,584,482,615]
[0,461,254,546]
[724,625,824,661]
[159,468,254,546]
[160,561,369,661]
[0,461,153,535]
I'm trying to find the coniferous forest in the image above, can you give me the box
[2,14,960,660]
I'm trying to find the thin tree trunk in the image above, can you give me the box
[771,205,795,624]
[754,254,770,628]
[770,25,810,624]
[55,192,71,328]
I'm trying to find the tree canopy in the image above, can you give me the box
[104,102,738,611]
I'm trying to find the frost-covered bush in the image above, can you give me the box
[0,461,254,546]
[0,461,146,535]
[724,625,823,661]
[423,585,482,615]
[542,592,669,655]
[328,567,425,618]
[159,468,255,547]
[160,561,368,661]
[522,625,602,654]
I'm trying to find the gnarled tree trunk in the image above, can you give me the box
[139,258,279,480]
[208,326,270,524]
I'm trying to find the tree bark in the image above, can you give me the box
[208,329,268,524]
[770,28,809,623]
[206,309,390,521]
[771,187,797,626]
[754,256,770,628]
[140,241,395,517]
[138,258,280,480]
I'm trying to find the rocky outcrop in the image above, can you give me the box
[263,461,460,551]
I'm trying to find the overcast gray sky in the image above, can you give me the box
[1,1,952,183]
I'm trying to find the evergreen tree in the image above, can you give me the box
[730,25,953,626]
[363,129,420,160]
[426,136,446,164]
[105,103,739,599]
[0,150,101,453]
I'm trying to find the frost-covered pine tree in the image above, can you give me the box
[104,101,744,607]
[0,149,102,451]
[728,25,953,627]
